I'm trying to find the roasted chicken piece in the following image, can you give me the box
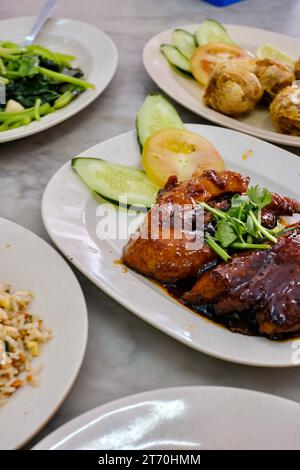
[156,169,249,206]
[123,228,216,282]
[203,59,263,117]
[183,226,300,337]
[270,82,300,135]
[122,170,249,282]
[255,58,295,103]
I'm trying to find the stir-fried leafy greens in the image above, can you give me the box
[0,41,94,131]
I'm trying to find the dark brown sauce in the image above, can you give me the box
[163,279,259,337]
[122,220,300,342]
[121,255,300,342]
[160,277,300,342]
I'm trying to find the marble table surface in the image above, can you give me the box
[1,0,300,448]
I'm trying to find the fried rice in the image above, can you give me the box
[0,283,52,405]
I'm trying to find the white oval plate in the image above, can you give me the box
[0,16,118,143]
[0,218,88,449]
[34,386,300,450]
[42,124,300,367]
[143,24,300,147]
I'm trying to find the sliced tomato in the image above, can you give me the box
[191,43,250,86]
[142,128,224,188]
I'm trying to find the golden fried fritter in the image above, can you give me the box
[255,58,295,102]
[203,59,263,117]
[270,83,300,135]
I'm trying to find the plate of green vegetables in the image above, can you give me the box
[0,17,118,143]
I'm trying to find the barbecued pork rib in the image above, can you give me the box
[183,226,300,337]
[122,170,249,282]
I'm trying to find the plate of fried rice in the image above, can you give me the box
[0,218,87,450]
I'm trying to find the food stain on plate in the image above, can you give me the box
[113,259,122,266]
[242,148,253,160]
[113,259,128,273]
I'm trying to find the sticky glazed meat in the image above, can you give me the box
[123,229,216,282]
[122,170,249,282]
[155,169,249,206]
[262,193,300,228]
[122,168,300,339]
[183,226,300,338]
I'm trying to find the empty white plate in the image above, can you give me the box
[143,24,300,146]
[0,16,118,143]
[42,124,300,367]
[33,386,300,450]
[0,218,88,449]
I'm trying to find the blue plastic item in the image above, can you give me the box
[203,0,244,6]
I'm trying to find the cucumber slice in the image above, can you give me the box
[195,19,234,46]
[256,44,295,67]
[136,93,184,147]
[160,44,192,73]
[72,157,159,207]
[172,29,196,59]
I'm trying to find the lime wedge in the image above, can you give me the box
[256,44,295,67]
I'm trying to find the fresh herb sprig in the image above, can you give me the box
[200,185,277,262]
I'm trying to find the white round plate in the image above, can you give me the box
[143,24,300,147]
[42,124,300,367]
[33,386,300,450]
[0,16,118,143]
[0,218,88,449]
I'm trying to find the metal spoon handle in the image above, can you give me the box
[23,0,58,46]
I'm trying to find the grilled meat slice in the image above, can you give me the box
[262,193,300,228]
[183,249,270,311]
[123,228,215,282]
[122,170,249,282]
[156,170,249,206]
[183,226,300,337]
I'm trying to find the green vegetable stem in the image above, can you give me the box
[0,41,94,131]
[200,185,279,260]
[38,67,94,89]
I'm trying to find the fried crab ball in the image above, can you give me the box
[255,58,295,103]
[203,59,263,117]
[270,82,300,136]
